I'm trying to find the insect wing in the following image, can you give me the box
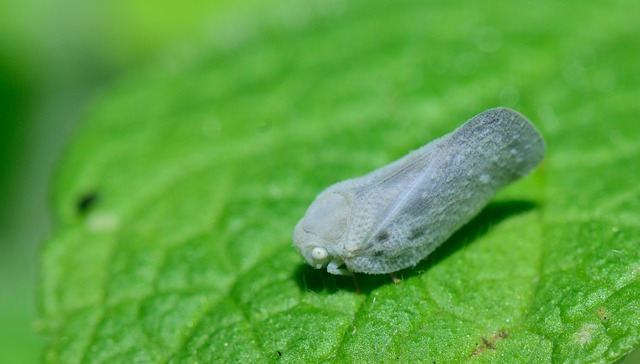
[346,139,445,256]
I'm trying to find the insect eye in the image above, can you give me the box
[311,247,328,260]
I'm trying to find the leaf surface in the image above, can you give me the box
[41,1,640,362]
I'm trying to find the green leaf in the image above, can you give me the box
[40,0,640,362]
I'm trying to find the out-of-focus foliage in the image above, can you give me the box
[0,0,268,363]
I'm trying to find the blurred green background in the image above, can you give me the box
[0,0,263,362]
[2,0,639,362]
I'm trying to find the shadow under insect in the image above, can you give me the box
[294,199,537,294]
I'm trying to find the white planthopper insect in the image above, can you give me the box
[293,107,545,275]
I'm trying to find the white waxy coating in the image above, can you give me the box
[292,107,546,275]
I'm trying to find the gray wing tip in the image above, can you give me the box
[482,107,529,122]
[466,106,546,163]
[475,107,543,138]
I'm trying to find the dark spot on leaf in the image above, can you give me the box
[77,192,99,215]
[470,331,508,357]
[596,307,608,321]
[373,250,384,257]
[277,351,282,356]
